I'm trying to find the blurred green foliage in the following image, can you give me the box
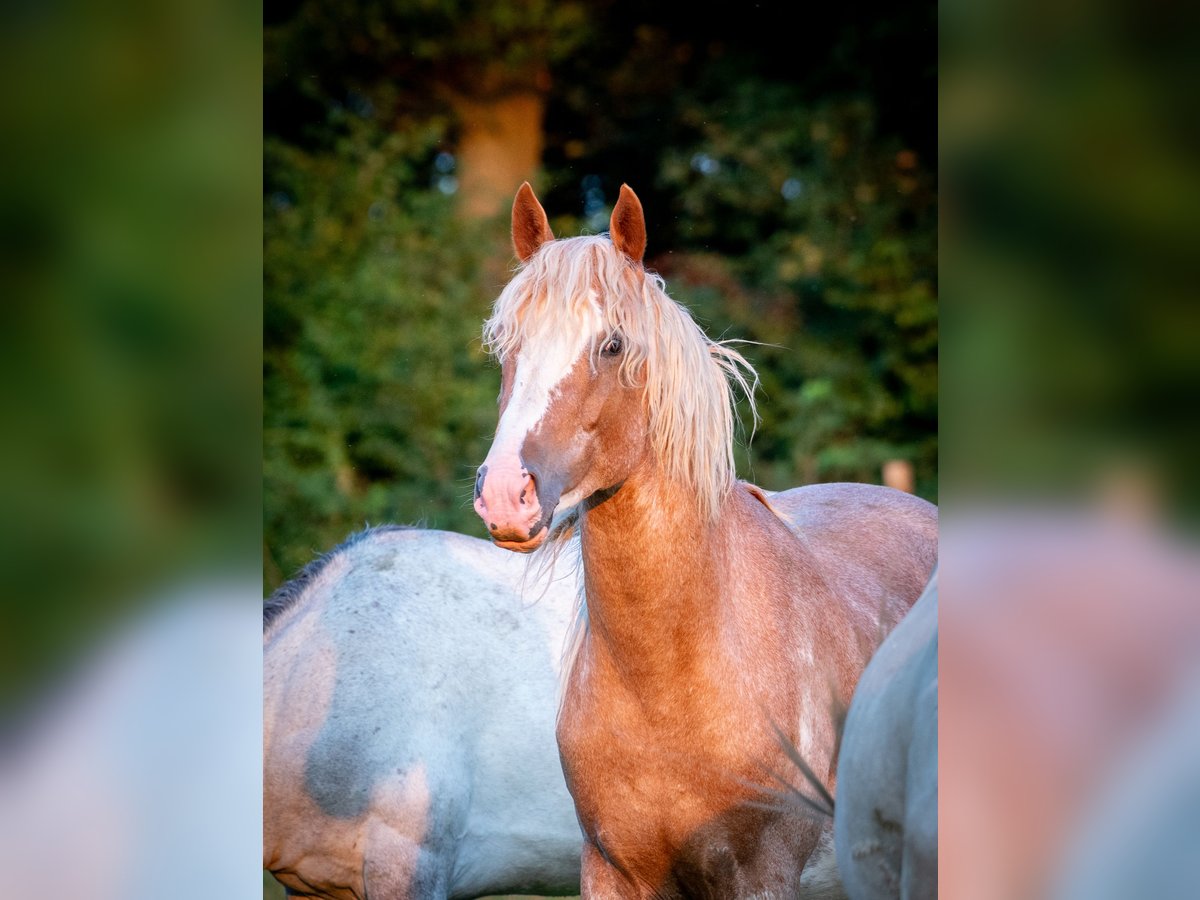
[265,0,936,589]
[656,88,937,495]
[941,0,1200,513]
[270,0,588,78]
[264,120,503,585]
[0,0,261,708]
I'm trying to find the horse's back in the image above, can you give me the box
[263,527,581,899]
[835,571,938,900]
[767,482,937,635]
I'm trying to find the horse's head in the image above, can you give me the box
[473,183,653,552]
[474,182,756,552]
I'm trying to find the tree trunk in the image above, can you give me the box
[449,81,546,220]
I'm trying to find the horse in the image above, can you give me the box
[263,525,584,899]
[1051,661,1200,900]
[940,513,1200,900]
[470,182,938,898]
[834,568,938,900]
[2,583,260,900]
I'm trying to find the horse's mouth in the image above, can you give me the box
[491,531,549,553]
[489,500,560,553]
[482,489,564,552]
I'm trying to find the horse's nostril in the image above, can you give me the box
[520,469,539,508]
[474,465,488,499]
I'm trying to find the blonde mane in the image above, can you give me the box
[483,235,758,523]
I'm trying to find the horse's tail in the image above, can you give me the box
[771,718,837,821]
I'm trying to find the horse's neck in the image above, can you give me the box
[577,467,765,692]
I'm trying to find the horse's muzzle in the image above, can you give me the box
[473,459,555,552]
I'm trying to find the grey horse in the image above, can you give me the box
[834,569,937,899]
[264,525,583,899]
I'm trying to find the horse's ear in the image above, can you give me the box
[609,184,646,263]
[512,182,554,262]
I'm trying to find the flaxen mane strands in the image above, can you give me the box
[483,235,759,524]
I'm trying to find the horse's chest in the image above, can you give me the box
[557,676,770,882]
[560,717,801,896]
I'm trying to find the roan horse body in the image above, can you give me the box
[471,183,938,897]
[263,525,583,899]
[834,569,938,900]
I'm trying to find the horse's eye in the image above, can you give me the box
[601,337,623,357]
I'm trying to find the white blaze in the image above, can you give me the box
[489,326,593,464]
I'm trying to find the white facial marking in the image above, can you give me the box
[490,325,593,463]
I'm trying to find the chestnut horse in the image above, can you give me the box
[472,182,937,898]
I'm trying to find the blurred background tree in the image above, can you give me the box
[264,0,936,590]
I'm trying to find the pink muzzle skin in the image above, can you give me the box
[473,455,549,552]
